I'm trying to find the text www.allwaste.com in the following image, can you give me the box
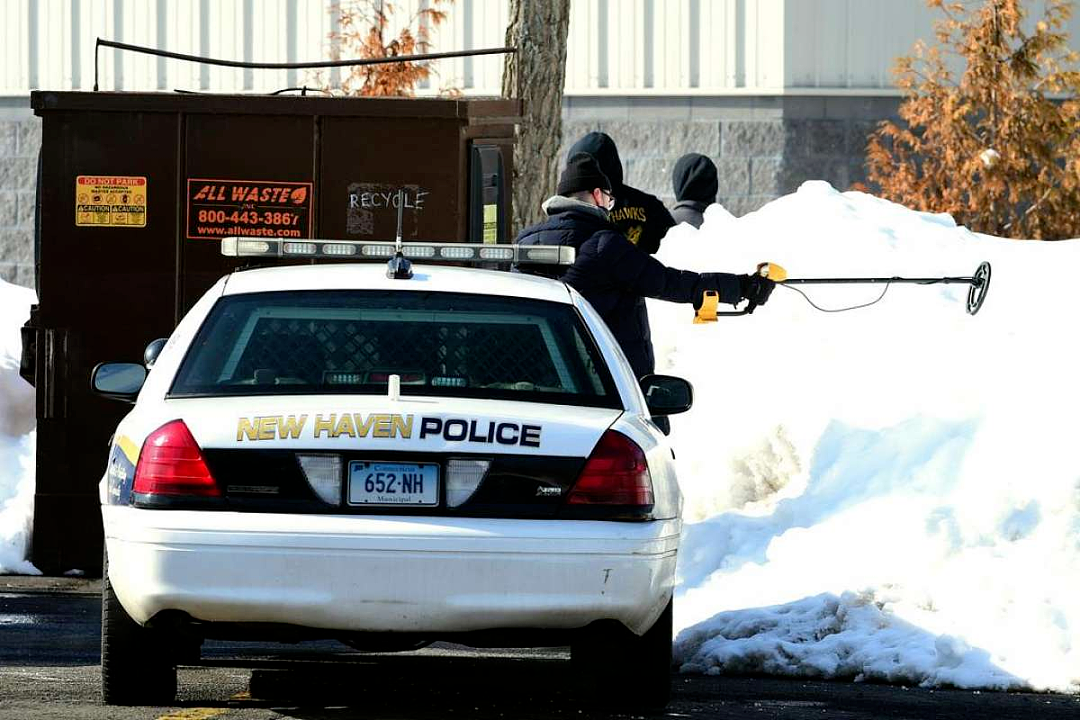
[196,226,302,238]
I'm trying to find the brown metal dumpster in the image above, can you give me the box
[21,91,521,574]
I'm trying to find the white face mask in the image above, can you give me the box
[595,188,615,212]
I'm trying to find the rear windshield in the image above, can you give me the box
[169,290,620,408]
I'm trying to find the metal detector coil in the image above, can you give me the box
[966,261,992,315]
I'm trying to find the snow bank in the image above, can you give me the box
[673,591,1020,689]
[656,182,1080,692]
[0,279,39,575]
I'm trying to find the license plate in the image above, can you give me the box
[348,461,440,506]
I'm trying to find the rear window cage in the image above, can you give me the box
[168,290,621,408]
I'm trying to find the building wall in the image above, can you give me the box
[562,95,899,217]
[6,0,1036,96]
[0,101,36,288]
[5,0,1038,288]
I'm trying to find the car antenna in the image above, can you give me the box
[386,190,413,279]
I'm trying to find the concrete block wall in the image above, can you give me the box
[0,105,37,289]
[560,96,899,219]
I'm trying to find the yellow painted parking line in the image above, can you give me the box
[155,709,225,720]
[230,690,251,701]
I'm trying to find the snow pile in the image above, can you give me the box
[0,279,39,575]
[673,591,1018,689]
[653,182,1080,692]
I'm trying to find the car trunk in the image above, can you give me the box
[133,397,634,519]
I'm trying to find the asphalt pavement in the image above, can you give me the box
[2,575,1078,720]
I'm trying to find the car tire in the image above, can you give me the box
[571,598,673,710]
[101,549,178,706]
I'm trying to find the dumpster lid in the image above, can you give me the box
[31,91,521,122]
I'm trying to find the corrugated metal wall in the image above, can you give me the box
[785,0,930,90]
[783,0,1079,90]
[3,0,1078,96]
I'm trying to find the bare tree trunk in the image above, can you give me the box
[502,0,571,235]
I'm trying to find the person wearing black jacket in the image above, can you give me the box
[671,153,718,229]
[567,131,675,255]
[516,152,774,380]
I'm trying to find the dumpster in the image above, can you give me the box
[21,91,521,574]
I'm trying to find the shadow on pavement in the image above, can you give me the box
[196,650,662,719]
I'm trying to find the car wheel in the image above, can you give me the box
[101,549,177,706]
[571,598,673,710]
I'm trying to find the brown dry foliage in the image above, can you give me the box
[865,0,1080,239]
[328,1,453,97]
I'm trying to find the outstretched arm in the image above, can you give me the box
[591,232,743,306]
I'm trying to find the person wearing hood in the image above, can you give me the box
[671,153,718,229]
[515,152,775,382]
[567,131,675,255]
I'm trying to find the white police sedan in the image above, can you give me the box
[93,238,693,708]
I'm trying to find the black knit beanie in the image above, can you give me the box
[557,152,612,197]
[672,152,719,203]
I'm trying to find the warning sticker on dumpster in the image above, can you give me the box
[76,176,147,227]
[186,179,313,241]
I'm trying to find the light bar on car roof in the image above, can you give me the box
[220,238,575,265]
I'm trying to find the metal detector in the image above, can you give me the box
[694,261,992,321]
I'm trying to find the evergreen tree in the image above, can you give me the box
[866,0,1080,239]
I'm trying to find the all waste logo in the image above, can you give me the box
[186,179,313,240]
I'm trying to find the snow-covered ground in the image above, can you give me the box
[0,278,38,575]
[0,181,1076,691]
[653,182,1080,693]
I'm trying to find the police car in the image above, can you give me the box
[93,237,693,708]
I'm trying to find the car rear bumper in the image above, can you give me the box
[103,507,680,636]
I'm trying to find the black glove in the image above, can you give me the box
[738,273,776,311]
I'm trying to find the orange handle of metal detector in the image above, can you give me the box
[756,262,788,282]
[694,291,720,323]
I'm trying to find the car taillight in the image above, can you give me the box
[132,420,220,497]
[567,430,654,506]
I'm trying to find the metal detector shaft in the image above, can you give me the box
[782,276,976,286]
[780,261,991,315]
